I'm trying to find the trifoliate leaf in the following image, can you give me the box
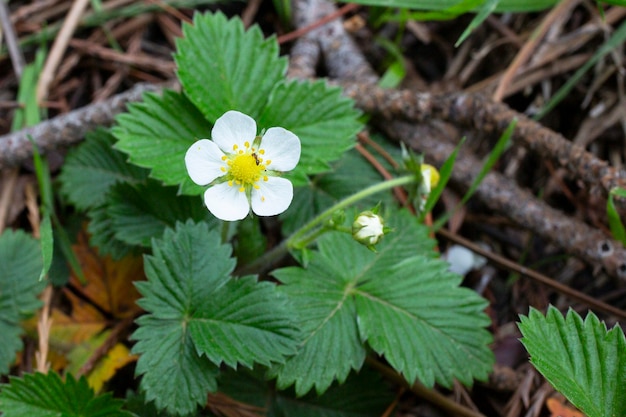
[105,180,216,247]
[175,12,287,123]
[0,372,131,417]
[132,221,298,415]
[190,275,299,368]
[519,306,626,417]
[113,89,211,195]
[59,127,149,211]
[258,79,362,185]
[0,230,44,375]
[271,211,493,394]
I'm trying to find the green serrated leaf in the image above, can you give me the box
[0,372,131,417]
[272,210,474,395]
[190,275,299,368]
[258,79,362,184]
[175,12,287,122]
[105,180,216,247]
[133,221,298,415]
[354,254,493,387]
[59,128,149,211]
[269,266,366,396]
[0,230,45,375]
[132,316,219,416]
[112,89,211,195]
[519,306,626,417]
[87,204,135,260]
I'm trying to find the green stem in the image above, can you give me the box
[287,174,415,248]
[236,174,416,275]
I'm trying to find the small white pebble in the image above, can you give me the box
[444,245,487,276]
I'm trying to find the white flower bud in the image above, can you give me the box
[352,211,385,247]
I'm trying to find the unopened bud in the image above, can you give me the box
[419,164,440,194]
[352,211,385,248]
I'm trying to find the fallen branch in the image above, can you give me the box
[340,83,626,205]
[0,82,167,170]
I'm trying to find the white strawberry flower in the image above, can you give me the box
[185,110,301,221]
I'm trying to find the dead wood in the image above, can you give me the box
[340,83,626,205]
[0,81,167,170]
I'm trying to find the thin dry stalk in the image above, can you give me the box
[37,0,90,104]
[492,0,580,102]
[25,182,52,373]
[69,38,175,75]
[0,0,25,76]
[241,0,263,28]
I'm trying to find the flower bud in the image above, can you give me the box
[352,211,385,248]
[419,164,440,194]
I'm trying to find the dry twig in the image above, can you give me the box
[36,0,90,104]
[0,81,169,169]
[340,84,626,206]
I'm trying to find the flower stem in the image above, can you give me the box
[287,174,415,248]
[236,174,416,275]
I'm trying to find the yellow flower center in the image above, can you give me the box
[230,154,261,184]
[220,141,271,193]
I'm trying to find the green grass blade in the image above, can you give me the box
[376,37,406,88]
[350,0,558,13]
[419,138,465,222]
[384,0,484,22]
[39,215,53,281]
[456,0,500,46]
[607,188,626,245]
[434,119,516,230]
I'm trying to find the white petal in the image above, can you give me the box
[259,127,301,171]
[185,139,227,185]
[203,182,250,221]
[251,176,293,217]
[212,111,257,153]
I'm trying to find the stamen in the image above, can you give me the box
[259,149,265,155]
[261,196,266,202]
[228,180,233,187]
[239,187,245,192]
[244,141,250,148]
